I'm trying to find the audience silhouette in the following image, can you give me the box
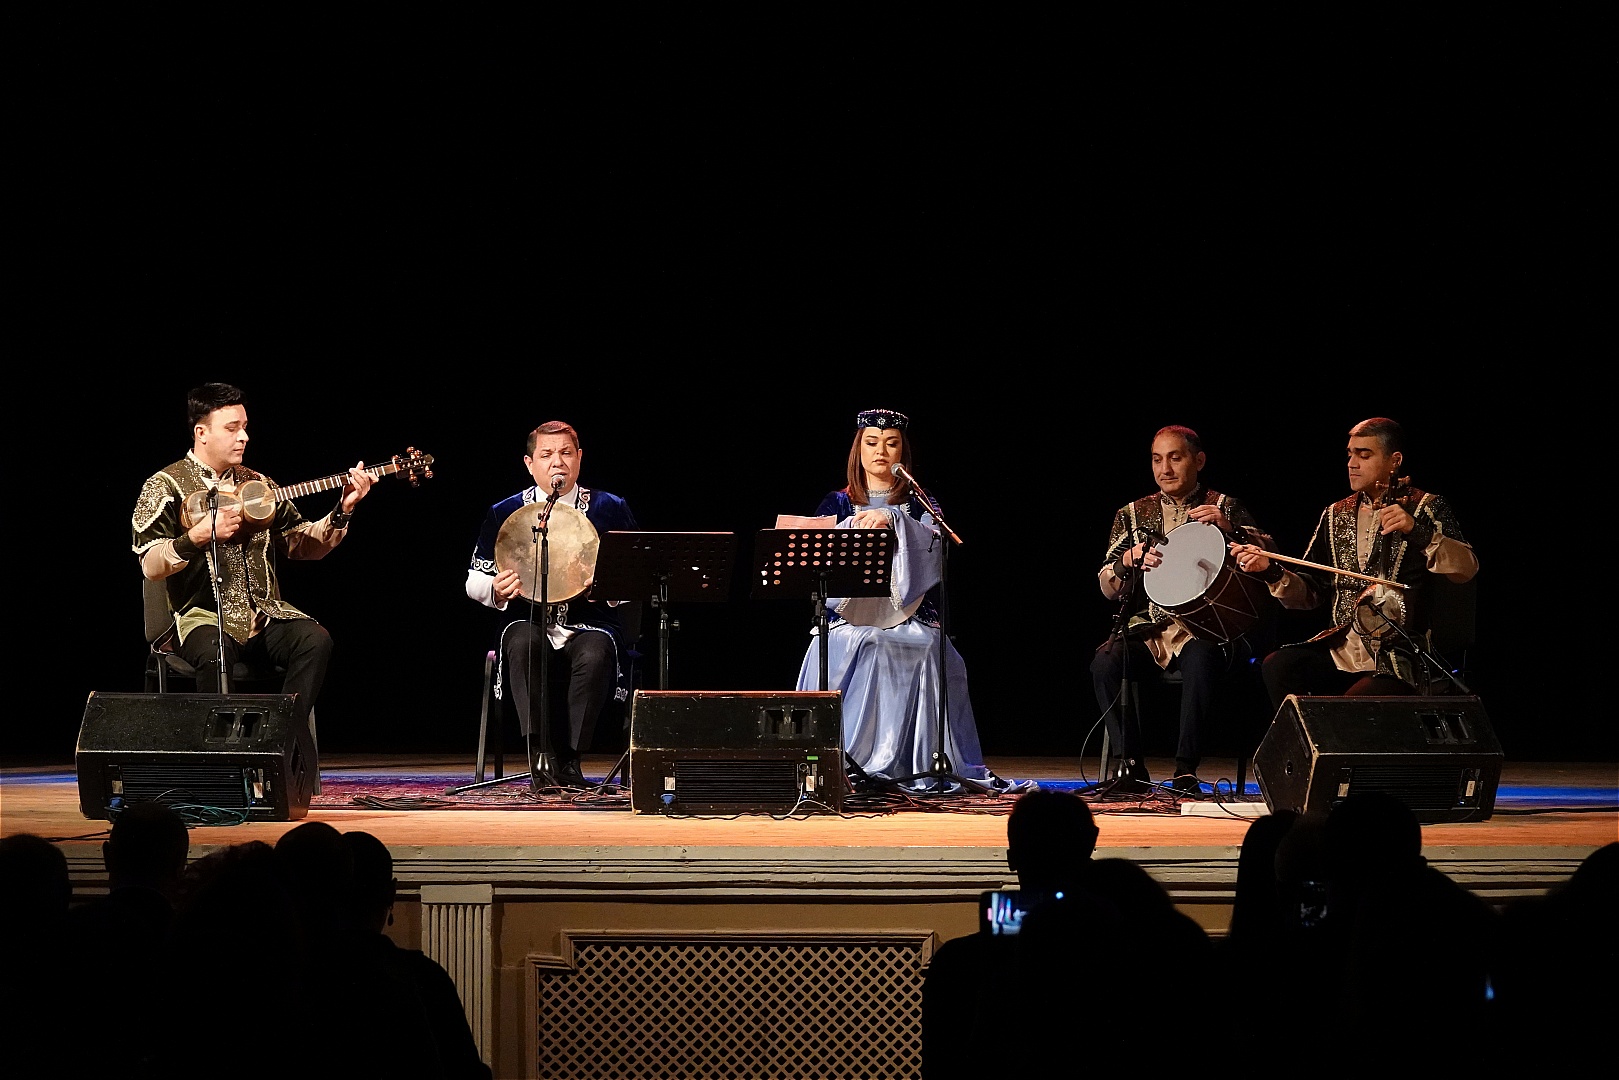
[0,833,74,1078]
[18,818,496,1080]
[1,788,1606,1077]
[921,791,1101,1079]
[343,829,493,1079]
[156,838,313,1079]
[1317,793,1500,1065]
[1493,840,1618,1048]
[67,803,192,1077]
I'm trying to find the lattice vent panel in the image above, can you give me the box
[534,932,928,1080]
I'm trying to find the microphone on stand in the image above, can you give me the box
[536,475,565,536]
[893,464,962,545]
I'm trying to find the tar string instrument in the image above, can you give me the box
[182,447,434,529]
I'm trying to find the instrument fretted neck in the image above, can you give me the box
[180,447,434,529]
[271,458,417,503]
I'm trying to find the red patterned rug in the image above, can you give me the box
[311,770,634,811]
[307,770,1184,815]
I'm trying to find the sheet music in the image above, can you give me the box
[774,514,837,529]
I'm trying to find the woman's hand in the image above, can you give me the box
[851,508,895,529]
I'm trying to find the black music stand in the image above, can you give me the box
[589,531,738,787]
[752,527,895,790]
[752,527,894,691]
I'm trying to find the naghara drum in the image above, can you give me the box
[1142,520,1271,643]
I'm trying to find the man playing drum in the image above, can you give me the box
[465,420,641,788]
[1091,425,1280,797]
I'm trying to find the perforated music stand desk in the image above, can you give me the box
[751,527,893,692]
[590,531,737,692]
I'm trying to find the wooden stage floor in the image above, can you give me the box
[10,751,1610,1080]
[6,752,1613,912]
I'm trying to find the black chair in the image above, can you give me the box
[1100,653,1270,796]
[1418,574,1477,693]
[472,601,644,783]
[142,577,319,785]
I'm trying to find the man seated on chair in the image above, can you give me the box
[1091,424,1279,797]
[465,420,640,789]
[1231,417,1479,711]
[131,382,373,741]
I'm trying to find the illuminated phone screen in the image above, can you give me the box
[980,890,1026,936]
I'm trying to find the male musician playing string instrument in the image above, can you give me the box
[131,382,374,736]
[1232,417,1478,711]
[1092,425,1279,797]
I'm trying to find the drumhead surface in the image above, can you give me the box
[1143,521,1226,608]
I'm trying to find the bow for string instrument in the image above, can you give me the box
[181,447,435,529]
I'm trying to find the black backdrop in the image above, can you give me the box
[12,9,1608,765]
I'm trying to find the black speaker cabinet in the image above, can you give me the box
[76,692,317,822]
[1253,695,1503,823]
[629,690,842,814]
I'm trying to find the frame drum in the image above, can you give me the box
[1142,520,1270,643]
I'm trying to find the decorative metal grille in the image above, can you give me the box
[533,931,930,1080]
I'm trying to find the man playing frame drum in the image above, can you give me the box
[1091,425,1280,797]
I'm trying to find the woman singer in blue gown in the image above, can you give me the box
[794,408,1031,794]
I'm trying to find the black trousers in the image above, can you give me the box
[1091,633,1252,770]
[178,617,333,723]
[1261,641,1412,713]
[502,623,614,761]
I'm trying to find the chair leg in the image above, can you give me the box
[308,707,320,795]
[475,650,500,782]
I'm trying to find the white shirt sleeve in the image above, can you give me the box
[466,568,507,611]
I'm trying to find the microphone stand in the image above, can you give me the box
[207,485,229,693]
[1088,525,1165,798]
[528,482,566,790]
[449,481,581,796]
[1356,598,1473,696]
[884,471,992,796]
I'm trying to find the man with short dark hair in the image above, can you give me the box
[132,383,373,740]
[1234,417,1479,707]
[1091,425,1278,796]
[465,420,640,788]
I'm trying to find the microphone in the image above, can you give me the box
[546,474,563,502]
[892,464,916,487]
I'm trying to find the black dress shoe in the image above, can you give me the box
[554,758,589,787]
[1169,774,1204,798]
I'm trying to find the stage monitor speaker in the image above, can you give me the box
[1253,694,1503,823]
[629,690,842,815]
[76,692,316,822]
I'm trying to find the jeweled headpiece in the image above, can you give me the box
[855,408,909,431]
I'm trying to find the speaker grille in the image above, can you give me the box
[671,759,802,804]
[107,763,265,810]
[1338,765,1487,809]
